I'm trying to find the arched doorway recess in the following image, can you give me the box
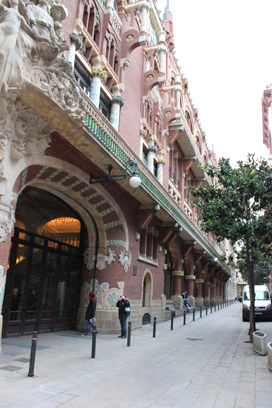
[3,186,85,337]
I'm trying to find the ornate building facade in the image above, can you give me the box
[0,0,234,343]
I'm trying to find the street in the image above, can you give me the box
[1,302,272,408]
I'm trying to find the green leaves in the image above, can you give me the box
[187,154,272,279]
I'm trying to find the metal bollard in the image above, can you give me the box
[153,317,156,338]
[171,313,174,330]
[91,325,97,358]
[206,306,208,316]
[215,304,217,312]
[211,305,212,313]
[127,322,132,347]
[200,307,202,318]
[183,310,186,325]
[193,309,195,321]
[28,331,38,377]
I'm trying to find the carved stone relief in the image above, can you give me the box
[84,247,116,271]
[119,250,132,273]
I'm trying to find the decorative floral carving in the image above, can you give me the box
[126,34,134,42]
[0,209,15,243]
[84,247,116,271]
[146,74,154,81]
[119,250,132,273]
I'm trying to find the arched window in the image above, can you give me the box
[195,134,201,153]
[185,111,193,134]
[142,272,152,307]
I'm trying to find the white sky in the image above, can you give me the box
[156,0,271,165]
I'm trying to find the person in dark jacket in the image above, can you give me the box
[81,292,99,336]
[116,295,130,338]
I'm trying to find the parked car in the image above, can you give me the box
[242,285,272,321]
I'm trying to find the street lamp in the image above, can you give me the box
[90,160,141,188]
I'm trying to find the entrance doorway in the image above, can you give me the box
[2,187,84,337]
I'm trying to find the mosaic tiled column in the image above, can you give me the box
[157,46,167,74]
[90,67,108,108]
[139,2,151,33]
[110,95,125,131]
[68,33,83,69]
[147,136,157,173]
[139,128,147,159]
[157,160,165,184]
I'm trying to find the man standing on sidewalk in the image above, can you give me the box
[81,292,99,336]
[116,295,130,338]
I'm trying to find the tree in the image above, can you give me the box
[188,154,272,342]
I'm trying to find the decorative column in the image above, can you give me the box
[195,278,204,307]
[69,33,83,69]
[174,73,182,109]
[139,128,147,159]
[147,136,157,174]
[186,274,196,307]
[174,152,178,185]
[110,95,125,131]
[157,46,167,74]
[90,67,108,108]
[210,283,216,305]
[171,270,184,310]
[157,149,166,184]
[139,2,151,33]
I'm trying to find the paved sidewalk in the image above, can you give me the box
[0,303,272,408]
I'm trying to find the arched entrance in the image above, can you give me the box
[2,186,85,337]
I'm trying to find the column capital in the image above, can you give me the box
[112,95,125,107]
[140,128,147,138]
[91,67,108,81]
[70,33,83,50]
[185,275,196,280]
[172,271,184,277]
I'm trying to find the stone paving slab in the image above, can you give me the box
[0,303,272,408]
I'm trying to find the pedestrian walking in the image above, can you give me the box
[81,292,99,336]
[116,295,130,338]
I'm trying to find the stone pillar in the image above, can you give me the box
[175,86,182,110]
[195,279,204,307]
[139,2,151,33]
[174,152,179,185]
[110,95,125,131]
[153,230,159,261]
[204,282,210,307]
[90,67,107,108]
[186,274,196,307]
[69,33,83,69]
[210,283,216,305]
[172,271,184,310]
[139,128,147,159]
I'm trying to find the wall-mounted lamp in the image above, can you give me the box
[214,257,218,262]
[90,160,141,188]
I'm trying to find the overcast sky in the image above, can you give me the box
[156,0,271,165]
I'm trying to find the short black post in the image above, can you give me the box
[28,331,38,377]
[127,322,132,347]
[183,310,186,325]
[206,306,208,316]
[215,303,217,312]
[200,307,202,318]
[211,305,212,314]
[91,325,97,358]
[171,313,174,330]
[153,317,156,338]
[193,308,195,321]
